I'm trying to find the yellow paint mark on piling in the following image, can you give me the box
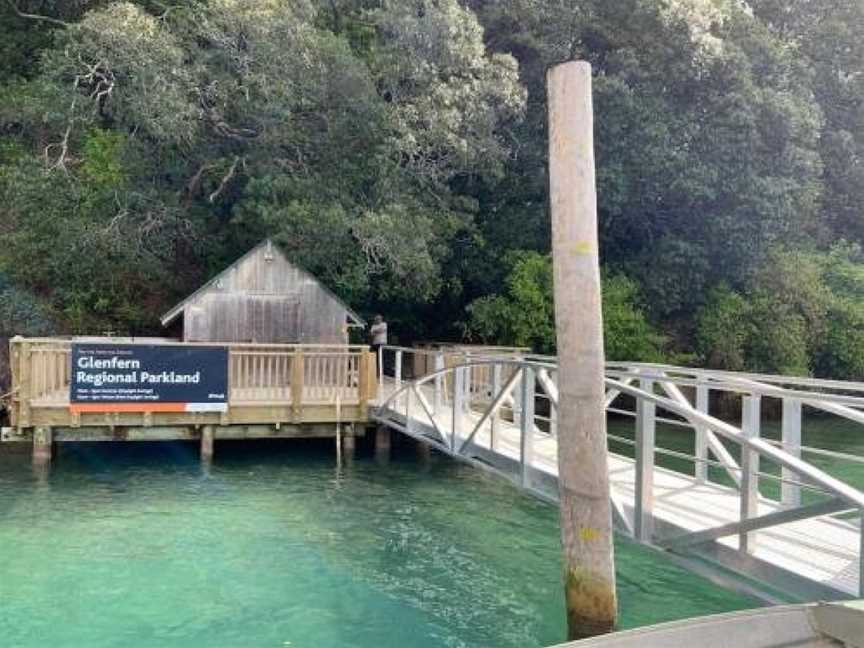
[572,241,593,255]
[579,526,599,542]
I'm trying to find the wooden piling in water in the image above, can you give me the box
[201,425,215,460]
[342,425,356,460]
[547,60,618,639]
[416,439,431,462]
[375,424,391,463]
[32,425,53,465]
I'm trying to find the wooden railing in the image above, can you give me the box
[228,346,367,404]
[7,337,377,428]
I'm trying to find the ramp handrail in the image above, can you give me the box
[374,345,864,598]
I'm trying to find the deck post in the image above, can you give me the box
[740,394,761,553]
[634,378,656,542]
[358,351,371,419]
[32,426,52,465]
[548,60,617,638]
[781,397,802,508]
[519,366,536,488]
[695,383,709,484]
[9,337,21,428]
[17,339,32,428]
[368,350,378,402]
[291,350,304,420]
[201,424,215,460]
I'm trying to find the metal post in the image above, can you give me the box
[550,369,558,437]
[394,349,403,410]
[394,349,402,387]
[434,352,444,414]
[405,387,414,433]
[740,394,761,553]
[634,379,655,542]
[519,367,535,488]
[452,367,464,452]
[695,383,709,484]
[491,364,501,450]
[512,363,523,422]
[781,397,802,508]
[859,511,864,597]
[378,345,384,385]
[463,352,472,409]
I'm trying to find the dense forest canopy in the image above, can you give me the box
[1,0,864,379]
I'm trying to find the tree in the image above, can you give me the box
[466,252,665,360]
[0,0,526,341]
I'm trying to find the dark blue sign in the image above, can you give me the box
[71,343,228,412]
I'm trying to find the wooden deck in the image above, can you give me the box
[6,338,377,433]
[375,377,861,600]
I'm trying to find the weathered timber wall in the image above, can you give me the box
[180,241,352,344]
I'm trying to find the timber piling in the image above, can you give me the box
[32,426,52,465]
[375,424,391,463]
[201,425,215,460]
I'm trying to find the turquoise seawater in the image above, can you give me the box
[0,441,758,647]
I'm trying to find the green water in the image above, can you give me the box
[0,441,757,648]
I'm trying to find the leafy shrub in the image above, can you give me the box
[466,252,665,360]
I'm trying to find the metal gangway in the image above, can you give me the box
[372,345,864,603]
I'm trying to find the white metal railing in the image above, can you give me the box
[374,345,864,599]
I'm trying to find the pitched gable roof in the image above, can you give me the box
[160,239,365,327]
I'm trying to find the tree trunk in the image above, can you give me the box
[547,60,618,640]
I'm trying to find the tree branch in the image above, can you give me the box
[184,162,215,200]
[5,0,69,27]
[43,124,72,172]
[208,156,241,203]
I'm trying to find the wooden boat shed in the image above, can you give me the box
[3,240,378,460]
[161,239,365,344]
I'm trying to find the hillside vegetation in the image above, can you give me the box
[2,0,864,379]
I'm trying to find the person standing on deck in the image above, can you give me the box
[370,315,387,357]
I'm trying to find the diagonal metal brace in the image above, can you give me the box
[412,383,445,442]
[457,368,522,455]
[659,378,742,487]
[657,498,850,550]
